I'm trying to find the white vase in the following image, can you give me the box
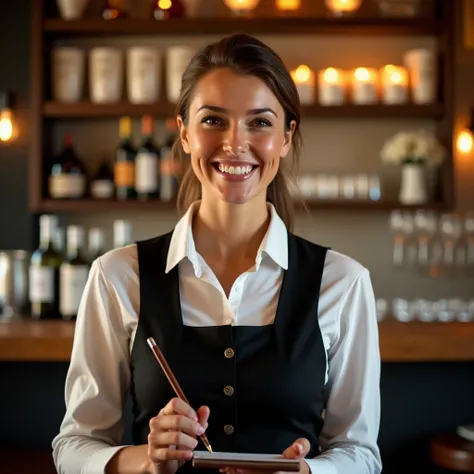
[399,163,428,205]
[56,0,89,20]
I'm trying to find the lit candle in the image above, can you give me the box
[325,0,362,16]
[290,65,315,105]
[224,0,259,15]
[276,0,301,13]
[318,67,345,106]
[381,65,408,104]
[352,67,378,105]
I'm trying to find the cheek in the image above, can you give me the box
[189,128,220,157]
[253,133,284,163]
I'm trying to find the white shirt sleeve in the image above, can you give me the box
[306,269,382,474]
[52,258,132,474]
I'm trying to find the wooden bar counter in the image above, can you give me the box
[1,318,474,363]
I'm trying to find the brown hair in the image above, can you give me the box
[173,34,302,231]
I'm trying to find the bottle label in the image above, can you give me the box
[114,162,135,188]
[91,179,114,199]
[29,266,54,303]
[60,264,89,317]
[135,152,158,193]
[49,175,86,199]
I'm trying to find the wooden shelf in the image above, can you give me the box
[43,101,445,119]
[379,320,474,362]
[43,17,443,37]
[1,319,474,362]
[34,198,448,214]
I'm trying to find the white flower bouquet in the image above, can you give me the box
[380,129,446,166]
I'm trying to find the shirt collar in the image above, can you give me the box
[165,201,288,274]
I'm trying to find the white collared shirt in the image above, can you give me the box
[52,202,382,474]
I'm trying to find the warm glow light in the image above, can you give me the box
[323,67,341,84]
[354,67,370,82]
[292,65,312,83]
[276,0,301,11]
[0,109,14,142]
[457,129,474,154]
[325,0,362,15]
[158,0,172,8]
[224,0,260,13]
[383,65,408,85]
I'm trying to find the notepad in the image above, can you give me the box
[192,451,300,471]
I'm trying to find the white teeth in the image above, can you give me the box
[218,164,253,175]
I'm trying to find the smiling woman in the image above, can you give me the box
[173,34,301,231]
[52,34,382,474]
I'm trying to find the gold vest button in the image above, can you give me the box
[224,348,235,359]
[224,424,235,435]
[223,385,234,396]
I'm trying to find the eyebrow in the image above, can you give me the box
[197,105,278,118]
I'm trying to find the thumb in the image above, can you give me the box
[196,405,210,431]
[282,438,311,459]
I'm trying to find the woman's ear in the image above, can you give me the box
[177,115,190,154]
[280,120,296,158]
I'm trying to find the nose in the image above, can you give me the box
[222,123,249,155]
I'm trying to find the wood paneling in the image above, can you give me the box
[1,319,474,362]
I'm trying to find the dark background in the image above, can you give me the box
[0,2,473,473]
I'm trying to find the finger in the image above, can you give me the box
[161,397,199,421]
[155,414,206,437]
[196,405,210,430]
[282,438,311,459]
[148,445,194,463]
[149,430,199,451]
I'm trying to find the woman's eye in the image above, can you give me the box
[251,118,273,128]
[201,116,223,126]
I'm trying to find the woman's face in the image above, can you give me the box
[178,68,296,205]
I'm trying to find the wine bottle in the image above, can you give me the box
[90,159,115,200]
[113,220,132,248]
[151,0,185,19]
[114,117,136,200]
[88,227,106,261]
[29,215,63,319]
[102,0,128,19]
[160,118,180,202]
[49,132,87,200]
[59,226,90,321]
[135,115,160,200]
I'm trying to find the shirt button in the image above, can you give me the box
[224,348,235,359]
[224,424,234,435]
[225,318,233,325]
[223,385,234,396]
[234,286,240,293]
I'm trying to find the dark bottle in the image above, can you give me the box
[135,115,160,200]
[29,215,63,319]
[151,0,185,19]
[160,118,180,202]
[114,116,136,200]
[59,225,90,321]
[90,159,115,200]
[102,0,128,20]
[49,132,87,200]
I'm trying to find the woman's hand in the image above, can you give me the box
[143,397,210,474]
[219,438,311,474]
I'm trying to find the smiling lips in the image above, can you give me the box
[211,161,258,181]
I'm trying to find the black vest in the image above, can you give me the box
[130,231,328,471]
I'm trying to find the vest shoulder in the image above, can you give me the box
[288,233,329,253]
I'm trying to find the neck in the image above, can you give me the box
[193,195,270,263]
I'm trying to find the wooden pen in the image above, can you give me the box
[146,337,213,454]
